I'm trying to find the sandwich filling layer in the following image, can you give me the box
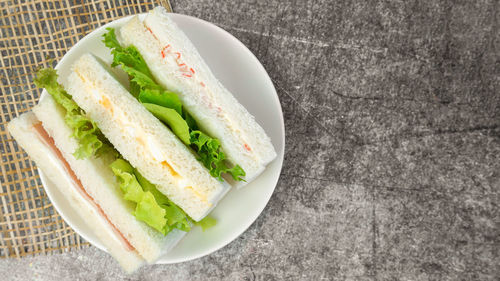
[83,83,190,192]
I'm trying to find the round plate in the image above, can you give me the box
[39,13,284,264]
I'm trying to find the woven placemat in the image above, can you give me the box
[0,0,172,258]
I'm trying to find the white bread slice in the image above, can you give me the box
[7,111,143,273]
[67,54,230,221]
[32,95,186,263]
[119,7,277,186]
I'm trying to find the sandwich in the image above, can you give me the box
[103,6,277,188]
[8,60,215,272]
[9,110,144,273]
[8,94,185,273]
[68,53,230,221]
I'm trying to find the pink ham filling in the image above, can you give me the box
[32,122,135,252]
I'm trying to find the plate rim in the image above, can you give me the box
[39,12,285,264]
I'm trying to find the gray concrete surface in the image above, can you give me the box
[1,0,499,280]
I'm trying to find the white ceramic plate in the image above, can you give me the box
[38,13,284,264]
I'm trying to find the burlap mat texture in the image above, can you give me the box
[0,0,172,258]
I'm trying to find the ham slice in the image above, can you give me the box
[32,122,135,252]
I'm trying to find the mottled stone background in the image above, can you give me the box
[1,0,499,280]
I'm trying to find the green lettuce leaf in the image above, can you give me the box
[143,103,191,145]
[139,88,182,115]
[129,80,141,98]
[190,130,246,181]
[103,28,152,79]
[183,110,199,130]
[109,158,143,203]
[134,192,168,233]
[103,28,245,181]
[120,65,160,90]
[110,158,192,234]
[134,169,191,232]
[102,27,122,50]
[195,216,217,231]
[34,68,113,159]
